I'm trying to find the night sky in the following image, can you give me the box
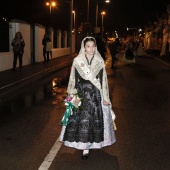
[0,0,169,36]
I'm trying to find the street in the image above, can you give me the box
[0,52,170,170]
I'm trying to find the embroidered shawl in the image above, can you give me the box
[67,36,111,103]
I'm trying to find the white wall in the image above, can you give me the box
[9,21,31,66]
[0,20,75,72]
[34,25,46,62]
[52,48,70,58]
[0,52,13,71]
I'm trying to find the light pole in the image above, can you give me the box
[101,11,106,39]
[46,1,56,14]
[72,10,76,30]
[95,0,110,37]
[70,0,73,58]
[87,0,90,23]
[126,27,142,41]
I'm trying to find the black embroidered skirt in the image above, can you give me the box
[63,79,104,143]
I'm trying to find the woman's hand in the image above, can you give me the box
[103,100,110,106]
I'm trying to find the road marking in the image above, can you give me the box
[0,63,68,91]
[38,137,62,170]
[154,57,170,67]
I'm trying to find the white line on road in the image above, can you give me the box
[38,137,62,170]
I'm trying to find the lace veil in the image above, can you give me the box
[67,36,111,103]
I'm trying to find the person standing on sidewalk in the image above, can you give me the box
[11,31,25,71]
[59,36,116,160]
[42,34,52,63]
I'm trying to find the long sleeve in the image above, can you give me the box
[11,39,15,47]
[20,39,25,47]
[67,60,77,95]
[102,66,111,103]
[97,68,103,87]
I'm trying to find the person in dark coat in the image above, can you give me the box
[11,31,25,71]
[42,34,52,63]
[122,37,136,64]
[95,33,107,61]
[109,38,122,69]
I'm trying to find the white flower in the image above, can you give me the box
[71,95,81,108]
[63,92,82,109]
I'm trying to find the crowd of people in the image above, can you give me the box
[11,32,52,72]
[11,29,148,72]
[58,35,151,160]
[107,35,149,67]
[10,30,150,160]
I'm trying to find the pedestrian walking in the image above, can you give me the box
[96,33,107,61]
[122,37,136,64]
[109,38,122,69]
[42,34,52,63]
[59,36,116,160]
[136,38,149,57]
[11,31,25,71]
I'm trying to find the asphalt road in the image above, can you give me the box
[50,53,170,170]
[0,52,170,170]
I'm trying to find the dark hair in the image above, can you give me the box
[84,37,96,47]
[14,31,23,39]
[115,38,119,42]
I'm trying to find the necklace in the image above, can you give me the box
[85,55,94,65]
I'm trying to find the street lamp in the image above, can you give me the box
[46,1,56,14]
[70,0,73,58]
[95,0,110,37]
[101,11,106,39]
[87,0,90,23]
[126,27,142,41]
[72,10,76,31]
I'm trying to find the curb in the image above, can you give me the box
[151,55,170,67]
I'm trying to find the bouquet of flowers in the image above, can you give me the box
[60,92,82,126]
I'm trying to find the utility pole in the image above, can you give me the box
[70,0,73,58]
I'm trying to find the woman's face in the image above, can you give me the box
[84,40,96,56]
[16,32,22,38]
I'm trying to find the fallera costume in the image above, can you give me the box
[59,37,116,150]
[122,39,136,64]
[136,41,148,56]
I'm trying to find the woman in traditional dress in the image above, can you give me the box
[59,37,116,159]
[122,37,136,64]
[136,39,148,57]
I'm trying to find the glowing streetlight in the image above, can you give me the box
[126,27,142,40]
[101,11,106,39]
[95,0,110,36]
[72,11,76,30]
[87,0,90,23]
[46,1,56,14]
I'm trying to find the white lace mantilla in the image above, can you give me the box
[67,37,110,104]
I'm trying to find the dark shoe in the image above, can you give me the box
[81,154,89,160]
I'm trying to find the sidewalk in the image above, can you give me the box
[0,54,75,100]
[145,49,170,67]
[1,51,169,96]
[152,55,170,67]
